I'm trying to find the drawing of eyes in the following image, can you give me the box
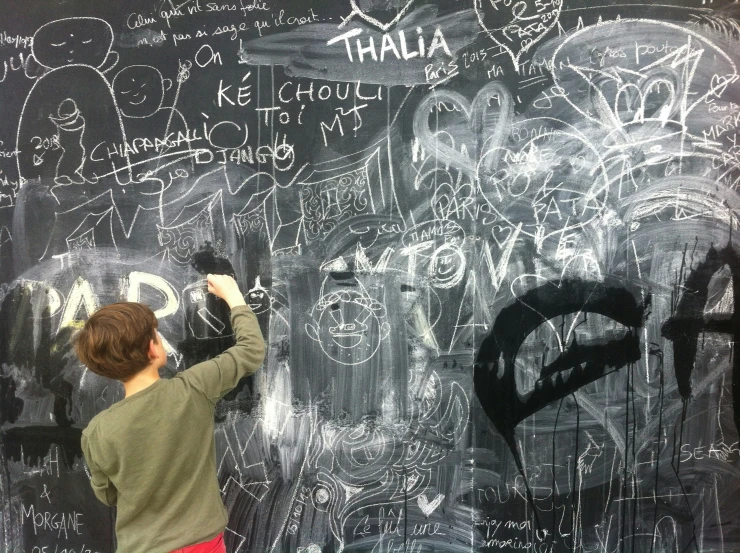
[82,38,92,44]
[50,41,67,47]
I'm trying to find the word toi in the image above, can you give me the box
[328,26,452,63]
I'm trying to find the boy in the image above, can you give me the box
[76,274,265,553]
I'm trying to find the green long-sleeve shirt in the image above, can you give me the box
[81,305,265,553]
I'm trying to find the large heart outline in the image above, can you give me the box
[412,81,514,183]
[474,0,563,71]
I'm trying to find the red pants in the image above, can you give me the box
[170,533,225,553]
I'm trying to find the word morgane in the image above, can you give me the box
[327,26,452,63]
[21,504,83,539]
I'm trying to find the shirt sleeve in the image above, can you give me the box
[180,305,266,404]
[81,432,118,507]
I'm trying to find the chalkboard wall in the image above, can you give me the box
[1,0,740,551]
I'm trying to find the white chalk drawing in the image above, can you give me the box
[3,6,740,553]
[49,98,86,185]
[339,0,417,31]
[299,149,381,243]
[474,0,562,71]
[305,278,390,366]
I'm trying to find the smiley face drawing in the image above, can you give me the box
[306,283,390,366]
[18,17,127,188]
[111,64,190,169]
[113,65,166,119]
[33,17,114,70]
[246,276,272,316]
[15,17,131,268]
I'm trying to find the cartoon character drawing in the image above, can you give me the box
[49,98,86,185]
[112,64,191,170]
[17,17,130,186]
[306,278,390,366]
[246,276,272,315]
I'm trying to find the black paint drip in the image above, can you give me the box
[662,244,740,438]
[474,279,648,521]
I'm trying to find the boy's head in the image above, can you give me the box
[75,302,163,381]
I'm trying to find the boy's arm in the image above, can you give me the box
[180,304,266,404]
[81,433,118,507]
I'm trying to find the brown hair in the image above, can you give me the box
[74,302,158,381]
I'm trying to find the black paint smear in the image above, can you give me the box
[661,244,740,438]
[11,182,59,272]
[0,374,23,424]
[48,327,77,427]
[474,279,647,520]
[650,346,665,553]
[0,280,37,370]
[0,225,13,284]
[1,425,82,468]
[183,249,255,412]
[0,284,76,426]
[191,246,237,277]
[329,271,355,281]
[475,279,646,440]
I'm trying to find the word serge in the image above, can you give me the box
[328,27,452,63]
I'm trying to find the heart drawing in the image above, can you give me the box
[474,0,563,71]
[412,80,514,182]
[340,0,417,31]
[417,493,445,516]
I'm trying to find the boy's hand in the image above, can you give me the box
[207,274,247,309]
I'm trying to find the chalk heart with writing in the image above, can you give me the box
[413,81,513,182]
[474,0,562,70]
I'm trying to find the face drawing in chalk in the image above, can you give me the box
[112,64,191,168]
[33,17,114,70]
[246,276,272,315]
[113,65,168,118]
[17,16,130,192]
[306,279,390,365]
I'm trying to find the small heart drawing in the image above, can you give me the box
[491,224,513,248]
[342,0,417,31]
[417,493,445,516]
[474,0,563,70]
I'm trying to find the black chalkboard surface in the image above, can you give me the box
[2,0,740,551]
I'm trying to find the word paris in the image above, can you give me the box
[328,26,452,63]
